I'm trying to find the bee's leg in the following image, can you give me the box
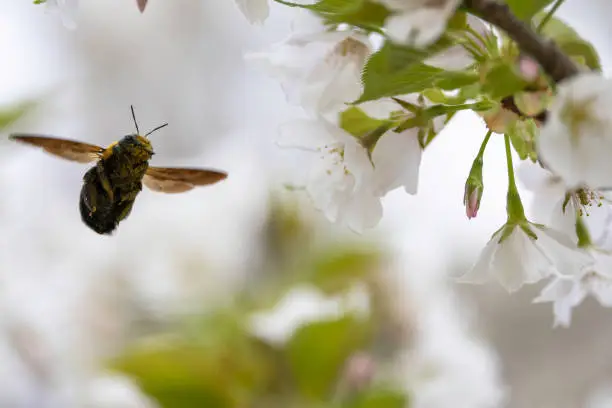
[96,163,114,201]
[117,182,142,203]
[116,199,135,223]
[82,182,98,215]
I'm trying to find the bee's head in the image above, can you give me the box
[127,105,168,157]
[120,134,155,159]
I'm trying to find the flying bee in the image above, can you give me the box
[9,106,228,235]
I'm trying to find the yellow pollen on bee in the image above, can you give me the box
[101,141,119,159]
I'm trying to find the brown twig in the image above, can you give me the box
[500,96,548,123]
[463,0,579,83]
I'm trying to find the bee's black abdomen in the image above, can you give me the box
[79,166,118,234]
[79,164,139,235]
[79,193,117,234]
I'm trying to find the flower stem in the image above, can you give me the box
[536,0,565,32]
[467,129,492,177]
[504,133,526,222]
[477,129,492,159]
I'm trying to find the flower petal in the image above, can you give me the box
[457,233,499,285]
[537,72,612,190]
[371,129,422,196]
[533,226,594,278]
[343,188,383,233]
[492,228,551,292]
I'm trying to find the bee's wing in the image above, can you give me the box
[143,167,227,193]
[9,134,104,163]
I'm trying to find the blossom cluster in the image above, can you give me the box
[34,0,612,327]
[231,0,612,328]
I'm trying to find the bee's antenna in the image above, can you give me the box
[131,105,140,135]
[145,123,168,137]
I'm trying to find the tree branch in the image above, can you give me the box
[463,0,579,83]
[500,96,548,123]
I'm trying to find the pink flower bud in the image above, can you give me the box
[518,56,540,82]
[464,178,483,220]
[465,188,480,219]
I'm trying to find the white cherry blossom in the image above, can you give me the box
[534,251,612,327]
[278,103,437,230]
[359,93,447,196]
[537,72,612,190]
[246,15,371,115]
[370,127,422,196]
[248,283,370,345]
[377,0,461,47]
[518,160,612,246]
[459,223,593,292]
[278,116,382,232]
[44,0,78,29]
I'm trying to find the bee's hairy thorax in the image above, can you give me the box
[103,136,153,188]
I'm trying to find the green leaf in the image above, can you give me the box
[287,317,372,400]
[434,71,479,90]
[339,107,387,137]
[339,107,393,137]
[503,0,554,20]
[111,312,273,408]
[111,343,233,408]
[350,388,409,408]
[275,0,390,30]
[359,63,476,103]
[356,34,478,103]
[480,61,529,100]
[323,1,390,29]
[532,14,601,70]
[306,246,381,294]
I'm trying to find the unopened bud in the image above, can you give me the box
[518,56,540,82]
[464,157,484,220]
[464,184,482,219]
[481,105,519,134]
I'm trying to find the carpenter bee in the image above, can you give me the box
[9,106,228,235]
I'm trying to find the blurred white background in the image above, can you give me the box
[0,0,611,407]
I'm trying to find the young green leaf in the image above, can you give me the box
[480,61,530,100]
[503,0,555,20]
[350,388,410,408]
[287,317,371,400]
[274,0,388,30]
[339,106,394,138]
[532,14,601,70]
[323,0,390,29]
